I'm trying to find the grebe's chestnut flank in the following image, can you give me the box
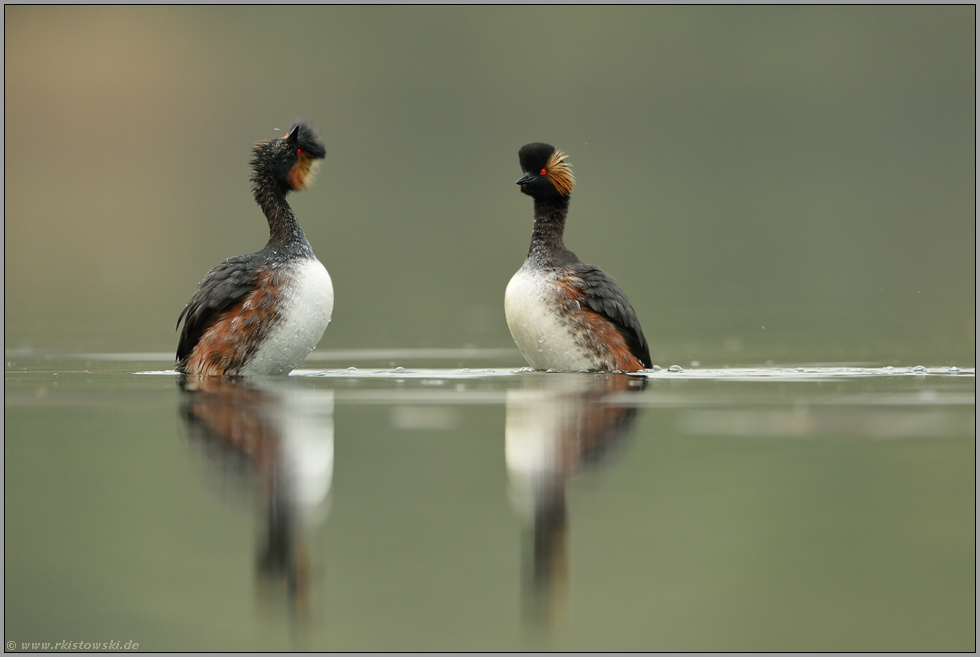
[505,143,651,372]
[176,122,333,376]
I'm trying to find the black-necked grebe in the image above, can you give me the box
[176,121,333,376]
[505,142,651,372]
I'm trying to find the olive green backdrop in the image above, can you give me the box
[4,6,975,365]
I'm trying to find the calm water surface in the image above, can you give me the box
[4,351,975,651]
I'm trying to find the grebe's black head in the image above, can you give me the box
[516,142,575,199]
[251,121,327,192]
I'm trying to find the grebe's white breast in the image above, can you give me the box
[504,262,596,372]
[242,257,333,376]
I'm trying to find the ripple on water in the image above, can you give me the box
[8,349,965,383]
[285,364,974,382]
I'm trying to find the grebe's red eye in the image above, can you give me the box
[297,148,303,156]
[539,168,547,175]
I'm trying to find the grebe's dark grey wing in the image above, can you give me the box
[176,255,262,364]
[573,263,652,369]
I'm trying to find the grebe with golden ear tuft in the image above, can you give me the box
[505,142,651,372]
[176,121,333,376]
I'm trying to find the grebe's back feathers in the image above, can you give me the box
[176,254,263,365]
[572,262,651,369]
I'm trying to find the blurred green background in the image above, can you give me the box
[4,6,975,365]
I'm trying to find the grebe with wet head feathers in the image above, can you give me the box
[176,121,333,376]
[504,142,651,372]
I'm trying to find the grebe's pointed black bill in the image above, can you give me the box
[286,124,300,143]
[516,173,535,186]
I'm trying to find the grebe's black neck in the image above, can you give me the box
[251,171,315,260]
[528,195,577,268]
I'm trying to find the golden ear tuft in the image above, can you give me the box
[287,153,320,190]
[302,158,321,189]
[545,149,575,196]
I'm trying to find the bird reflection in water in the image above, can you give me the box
[506,372,645,632]
[178,375,334,618]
